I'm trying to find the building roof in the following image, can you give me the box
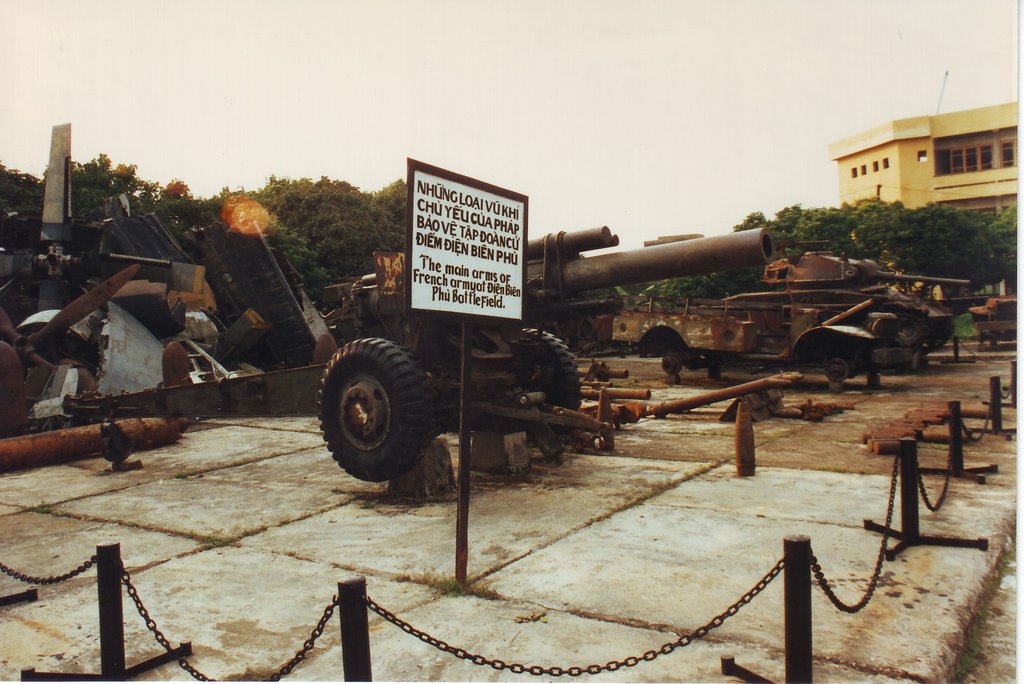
[829,102,1018,161]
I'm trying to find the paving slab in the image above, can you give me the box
[0,512,200,597]
[4,545,435,681]
[0,352,1015,682]
[0,423,324,509]
[53,449,350,540]
[243,456,709,580]
[484,464,1013,681]
[297,594,903,682]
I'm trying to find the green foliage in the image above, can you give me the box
[72,154,161,217]
[649,200,1015,299]
[0,162,45,214]
[264,219,331,302]
[252,176,406,283]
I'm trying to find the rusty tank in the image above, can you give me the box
[317,227,773,482]
[612,250,969,385]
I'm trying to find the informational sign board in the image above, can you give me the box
[406,159,528,323]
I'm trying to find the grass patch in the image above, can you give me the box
[955,539,1015,681]
[25,504,53,514]
[397,572,502,600]
[194,535,237,549]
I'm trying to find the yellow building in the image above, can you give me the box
[829,102,1017,211]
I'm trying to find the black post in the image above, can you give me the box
[338,577,372,682]
[784,536,813,684]
[97,543,126,680]
[1011,361,1017,409]
[865,436,988,559]
[455,322,473,585]
[989,376,1003,435]
[948,400,964,474]
[898,438,920,543]
[952,335,960,362]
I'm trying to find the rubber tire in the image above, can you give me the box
[823,356,854,383]
[318,338,437,482]
[534,331,582,409]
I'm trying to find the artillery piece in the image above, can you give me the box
[762,251,969,353]
[614,250,969,386]
[318,227,774,482]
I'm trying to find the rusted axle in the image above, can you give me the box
[0,417,189,472]
[645,373,802,418]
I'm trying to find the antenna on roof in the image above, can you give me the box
[935,70,949,115]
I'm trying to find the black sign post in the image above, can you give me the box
[405,159,528,584]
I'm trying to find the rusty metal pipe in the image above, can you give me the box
[581,387,652,400]
[531,228,774,294]
[645,372,801,418]
[0,417,188,472]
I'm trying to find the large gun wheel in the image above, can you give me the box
[534,331,582,409]
[318,338,438,482]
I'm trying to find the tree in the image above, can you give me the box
[253,176,405,282]
[0,163,44,215]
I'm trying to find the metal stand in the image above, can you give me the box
[22,543,191,681]
[941,336,975,364]
[0,588,38,607]
[338,576,372,682]
[989,376,1003,435]
[455,322,474,585]
[864,439,988,561]
[721,536,813,684]
[919,401,997,484]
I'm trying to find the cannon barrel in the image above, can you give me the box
[526,226,619,261]
[528,228,774,294]
[876,271,971,287]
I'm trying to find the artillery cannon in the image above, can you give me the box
[763,251,971,291]
[613,250,970,386]
[318,227,774,482]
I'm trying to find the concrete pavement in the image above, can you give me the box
[0,350,1016,682]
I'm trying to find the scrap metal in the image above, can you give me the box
[0,417,188,472]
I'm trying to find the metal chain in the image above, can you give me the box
[122,565,339,679]
[811,453,899,613]
[267,596,339,681]
[121,565,212,681]
[0,555,96,585]
[918,446,952,512]
[365,558,784,677]
[121,565,340,682]
[962,416,987,442]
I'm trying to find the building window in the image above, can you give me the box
[935,144,996,175]
[882,157,890,169]
[872,161,879,172]
[851,167,858,178]
[1002,141,1016,167]
[917,150,928,162]
[860,164,867,175]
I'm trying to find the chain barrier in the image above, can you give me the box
[810,453,898,613]
[121,563,339,682]
[121,565,212,681]
[268,596,339,682]
[962,416,988,442]
[918,447,952,512]
[0,555,97,586]
[365,557,784,677]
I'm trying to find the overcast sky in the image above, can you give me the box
[0,0,1018,249]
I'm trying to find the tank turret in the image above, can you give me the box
[763,252,970,290]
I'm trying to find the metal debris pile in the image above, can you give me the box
[0,125,334,464]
